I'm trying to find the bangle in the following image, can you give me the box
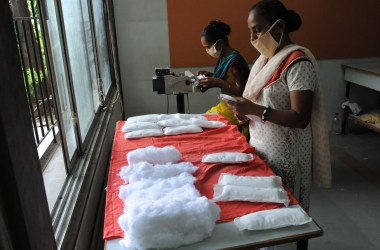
[261,105,270,122]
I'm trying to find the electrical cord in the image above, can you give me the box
[185,93,190,114]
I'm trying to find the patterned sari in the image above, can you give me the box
[243,44,332,210]
[207,51,250,135]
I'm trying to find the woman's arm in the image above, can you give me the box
[228,60,316,129]
[199,61,249,96]
[226,90,314,129]
[229,61,249,96]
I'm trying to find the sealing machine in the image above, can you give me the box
[152,68,203,113]
[152,67,201,95]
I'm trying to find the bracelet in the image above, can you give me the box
[261,105,270,122]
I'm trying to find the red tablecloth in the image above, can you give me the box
[103,114,298,240]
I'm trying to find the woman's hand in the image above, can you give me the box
[223,97,260,117]
[197,70,213,77]
[198,77,222,92]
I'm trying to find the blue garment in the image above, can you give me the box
[213,51,245,78]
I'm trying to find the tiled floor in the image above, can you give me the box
[308,131,380,250]
[277,130,380,250]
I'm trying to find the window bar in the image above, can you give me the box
[28,19,50,136]
[30,4,55,135]
[36,0,61,144]
[15,20,40,145]
[32,12,57,138]
[22,20,46,138]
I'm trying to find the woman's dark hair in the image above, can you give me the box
[201,20,231,45]
[250,0,302,33]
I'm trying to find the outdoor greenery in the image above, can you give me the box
[21,0,48,101]
[25,67,45,100]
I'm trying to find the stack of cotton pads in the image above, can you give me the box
[212,173,290,206]
[121,113,226,139]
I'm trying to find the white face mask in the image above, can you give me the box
[206,40,222,58]
[251,19,283,58]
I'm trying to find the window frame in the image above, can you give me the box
[42,0,118,174]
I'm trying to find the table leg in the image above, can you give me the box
[342,83,351,134]
[342,107,350,134]
[345,82,351,98]
[176,93,185,113]
[297,239,308,250]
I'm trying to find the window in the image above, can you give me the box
[60,0,98,142]
[9,0,121,248]
[43,0,116,205]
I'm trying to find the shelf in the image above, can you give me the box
[348,114,380,133]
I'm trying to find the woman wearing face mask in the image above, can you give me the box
[197,20,250,134]
[225,0,331,211]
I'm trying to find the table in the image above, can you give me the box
[105,215,323,250]
[104,115,323,249]
[341,62,380,133]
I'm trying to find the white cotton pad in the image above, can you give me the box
[157,119,194,127]
[119,161,198,184]
[217,173,282,189]
[234,206,312,231]
[246,114,262,122]
[190,118,226,128]
[197,74,206,80]
[121,121,161,132]
[163,125,203,135]
[174,113,208,121]
[213,185,290,206]
[124,128,163,139]
[202,152,254,163]
[125,114,162,124]
[219,94,237,102]
[127,145,181,165]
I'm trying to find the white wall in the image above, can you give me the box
[114,0,380,129]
